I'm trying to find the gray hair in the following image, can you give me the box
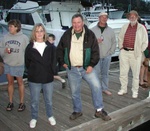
[72,14,84,22]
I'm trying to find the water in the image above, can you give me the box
[130,120,150,131]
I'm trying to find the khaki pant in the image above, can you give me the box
[119,50,142,95]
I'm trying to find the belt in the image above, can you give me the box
[124,47,134,51]
[75,66,82,68]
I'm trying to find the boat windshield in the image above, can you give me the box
[5,12,34,25]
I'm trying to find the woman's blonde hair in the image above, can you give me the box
[30,23,48,42]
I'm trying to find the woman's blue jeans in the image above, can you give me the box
[28,81,54,120]
[66,66,104,112]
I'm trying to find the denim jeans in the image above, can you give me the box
[94,55,111,91]
[28,81,54,119]
[66,66,104,112]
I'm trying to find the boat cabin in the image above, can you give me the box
[0,0,86,45]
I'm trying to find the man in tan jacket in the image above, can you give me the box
[118,10,148,98]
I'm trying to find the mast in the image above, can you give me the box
[106,0,109,15]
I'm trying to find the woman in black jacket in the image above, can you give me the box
[25,23,56,128]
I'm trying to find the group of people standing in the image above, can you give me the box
[0,9,149,128]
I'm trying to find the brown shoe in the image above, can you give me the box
[69,112,83,120]
[103,90,112,96]
[95,109,111,121]
[139,83,148,89]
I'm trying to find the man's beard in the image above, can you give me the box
[130,20,137,26]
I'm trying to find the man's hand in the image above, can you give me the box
[86,66,93,74]
[63,64,68,69]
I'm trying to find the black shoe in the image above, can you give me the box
[95,109,111,121]
[18,103,26,112]
[6,102,14,111]
[69,112,83,120]
[62,82,66,89]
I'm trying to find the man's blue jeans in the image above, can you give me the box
[94,55,111,91]
[29,81,54,119]
[66,66,104,112]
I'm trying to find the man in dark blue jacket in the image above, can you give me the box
[57,14,111,121]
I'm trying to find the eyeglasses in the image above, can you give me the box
[35,30,44,33]
[129,16,137,19]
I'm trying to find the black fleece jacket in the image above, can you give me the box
[57,25,100,70]
[25,41,56,83]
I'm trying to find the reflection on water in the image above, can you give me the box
[130,120,150,131]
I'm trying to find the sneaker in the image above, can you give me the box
[95,109,111,121]
[29,119,37,128]
[61,79,66,83]
[48,116,56,126]
[69,112,83,120]
[132,93,138,98]
[103,90,112,96]
[118,90,127,95]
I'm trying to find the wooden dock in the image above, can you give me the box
[0,63,150,131]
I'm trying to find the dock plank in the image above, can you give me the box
[0,65,150,131]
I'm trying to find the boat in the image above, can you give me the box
[141,18,150,34]
[0,0,88,46]
[1,0,149,83]
[81,2,124,23]
[0,6,3,20]
[1,1,149,57]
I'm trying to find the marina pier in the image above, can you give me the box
[0,64,150,131]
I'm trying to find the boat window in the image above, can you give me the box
[45,14,51,22]
[6,13,20,21]
[5,12,34,25]
[95,7,103,11]
[146,20,150,25]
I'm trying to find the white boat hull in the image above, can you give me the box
[0,1,85,46]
